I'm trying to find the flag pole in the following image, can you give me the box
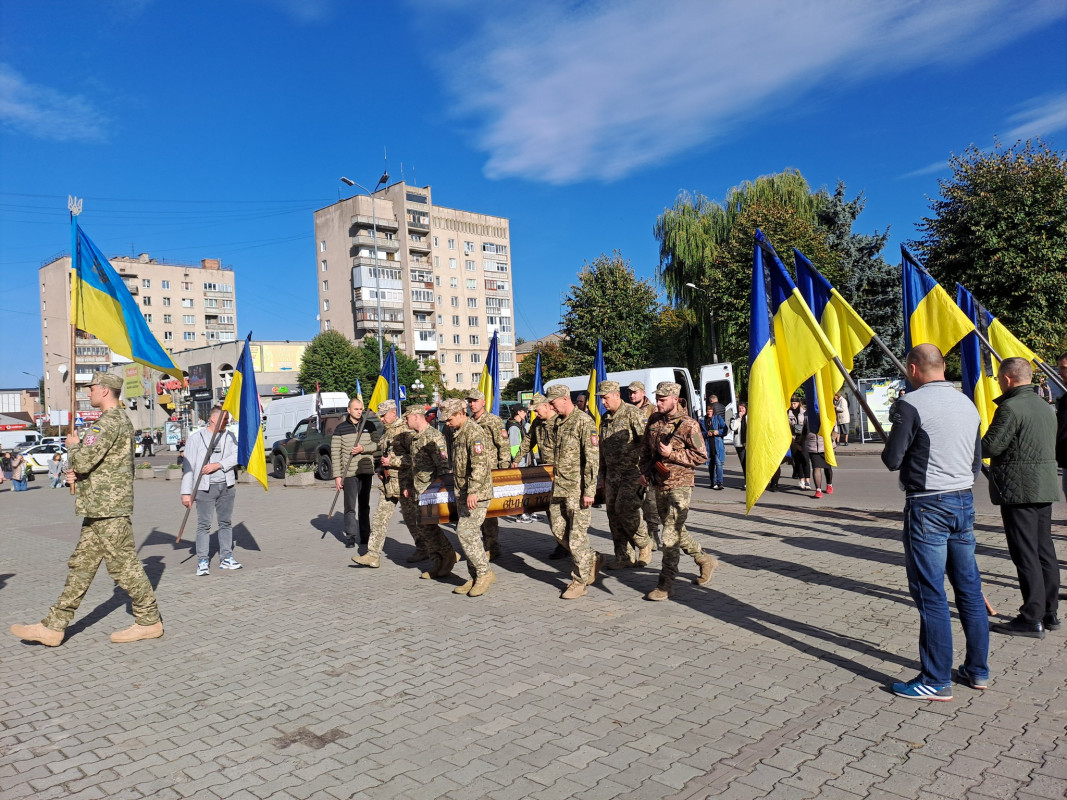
[176,410,230,543]
[67,197,83,496]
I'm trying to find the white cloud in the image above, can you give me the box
[0,64,109,143]
[431,0,1066,184]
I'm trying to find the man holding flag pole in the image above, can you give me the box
[468,332,510,560]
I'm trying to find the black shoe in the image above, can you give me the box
[345,539,356,549]
[1042,614,1061,631]
[548,544,569,560]
[990,616,1045,639]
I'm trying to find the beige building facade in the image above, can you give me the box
[38,252,238,423]
[314,182,516,390]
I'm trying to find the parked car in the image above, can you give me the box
[20,443,67,473]
[269,412,383,480]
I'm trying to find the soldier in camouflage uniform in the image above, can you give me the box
[546,384,604,599]
[629,380,662,550]
[11,372,163,647]
[441,398,495,596]
[597,381,653,569]
[512,393,567,559]
[467,388,510,560]
[405,404,459,579]
[638,381,719,601]
[352,400,425,568]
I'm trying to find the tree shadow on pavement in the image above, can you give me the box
[63,555,166,641]
[0,573,14,591]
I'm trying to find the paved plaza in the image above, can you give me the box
[2,448,1065,800]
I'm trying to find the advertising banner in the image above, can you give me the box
[250,344,306,373]
[187,363,213,401]
[124,365,144,398]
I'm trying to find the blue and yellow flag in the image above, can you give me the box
[901,247,974,357]
[220,334,268,491]
[477,331,501,415]
[368,345,401,412]
[747,231,837,512]
[585,338,607,426]
[532,349,544,397]
[794,250,877,467]
[70,218,182,378]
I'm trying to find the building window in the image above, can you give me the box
[448,239,456,250]
[184,331,196,341]
[320,240,326,252]
[501,370,514,382]
[465,279,476,289]
[437,314,444,324]
[465,260,475,271]
[222,299,233,309]
[142,296,151,306]
[321,260,328,272]
[182,281,193,290]
[468,316,479,327]
[322,299,330,312]
[464,241,474,254]
[218,315,234,325]
[469,335,480,345]
[433,256,440,268]
[161,280,170,289]
[455,354,463,363]
[449,258,457,270]
[453,334,461,345]
[472,373,481,384]
[448,296,457,307]
[467,298,478,308]
[411,289,434,303]
[452,315,460,326]
[322,280,328,291]
[162,297,171,306]
[183,315,195,324]
[471,353,481,364]
[143,313,153,323]
[182,298,193,308]
[163,314,172,324]
[433,236,439,247]
[323,319,331,330]
[142,279,151,288]
[164,331,173,341]
[456,373,464,383]
[204,298,219,308]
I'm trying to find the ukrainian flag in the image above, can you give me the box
[221,334,268,490]
[901,247,974,356]
[477,331,501,415]
[747,231,837,512]
[794,250,877,467]
[532,349,544,397]
[70,218,182,378]
[585,338,606,426]
[368,345,401,412]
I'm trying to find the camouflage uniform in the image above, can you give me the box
[42,405,161,631]
[409,423,457,565]
[639,399,714,586]
[473,409,510,556]
[366,417,423,558]
[550,406,600,585]
[632,394,661,544]
[599,400,652,562]
[514,413,559,467]
[450,417,492,580]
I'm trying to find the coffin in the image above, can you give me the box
[418,466,554,525]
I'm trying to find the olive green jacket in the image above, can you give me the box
[982,385,1059,504]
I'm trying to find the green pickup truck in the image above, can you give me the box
[269,412,383,480]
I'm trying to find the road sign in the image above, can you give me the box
[398,385,407,401]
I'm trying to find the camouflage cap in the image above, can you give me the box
[376,399,397,416]
[628,380,645,392]
[529,392,548,407]
[545,384,569,400]
[596,380,621,397]
[655,381,681,397]
[465,388,485,401]
[404,404,426,417]
[90,372,123,390]
[439,398,466,419]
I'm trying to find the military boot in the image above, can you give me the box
[635,544,653,567]
[110,621,164,643]
[10,622,64,647]
[351,553,380,568]
[406,548,429,563]
[561,581,587,600]
[487,544,503,561]
[453,578,475,594]
[646,578,672,601]
[586,553,605,585]
[604,556,635,571]
[467,571,496,597]
[694,553,719,586]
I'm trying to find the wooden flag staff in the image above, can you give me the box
[67,196,83,497]
[322,413,369,538]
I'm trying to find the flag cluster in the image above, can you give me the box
[369,345,402,412]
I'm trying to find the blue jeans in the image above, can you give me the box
[902,490,988,686]
[707,437,725,485]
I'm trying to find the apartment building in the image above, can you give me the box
[38,252,238,421]
[314,182,516,390]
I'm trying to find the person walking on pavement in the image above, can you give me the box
[181,405,241,576]
[141,431,154,457]
[701,400,726,490]
[806,425,834,499]
[11,372,163,646]
[597,381,653,570]
[1056,353,1067,502]
[332,397,380,549]
[441,398,496,597]
[9,451,28,491]
[983,357,1061,639]
[467,388,510,560]
[834,392,851,446]
[638,382,718,601]
[628,380,662,550]
[512,394,563,545]
[787,395,812,490]
[729,402,747,481]
[406,405,459,579]
[49,452,65,489]
[881,344,987,700]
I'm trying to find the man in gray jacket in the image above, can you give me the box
[983,357,1060,638]
[181,406,240,576]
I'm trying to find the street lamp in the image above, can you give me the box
[341,172,390,367]
[412,378,424,401]
[685,282,720,363]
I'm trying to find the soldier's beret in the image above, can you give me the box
[404,404,426,417]
[376,400,397,415]
[439,398,466,419]
[596,380,620,397]
[655,381,681,397]
[465,388,485,401]
[628,381,645,392]
[529,393,548,407]
[90,372,123,391]
[545,385,569,400]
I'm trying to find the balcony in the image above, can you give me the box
[412,320,435,330]
[407,219,430,233]
[205,322,235,331]
[414,334,438,352]
[411,300,435,312]
[352,255,399,270]
[355,314,405,331]
[352,265,403,290]
[408,238,431,253]
[351,234,400,252]
[351,215,398,232]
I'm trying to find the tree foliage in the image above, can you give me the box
[352,337,421,405]
[503,340,571,398]
[298,331,361,395]
[911,139,1067,358]
[560,252,659,372]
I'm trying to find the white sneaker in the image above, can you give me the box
[196,559,210,576]
[219,556,242,570]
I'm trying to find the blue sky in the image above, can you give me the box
[1,0,1065,389]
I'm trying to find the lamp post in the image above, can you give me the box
[685,283,720,363]
[341,172,390,367]
[412,378,424,402]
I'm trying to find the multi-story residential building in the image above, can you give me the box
[38,252,238,423]
[314,182,516,390]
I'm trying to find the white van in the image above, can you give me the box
[544,362,737,443]
[0,429,41,451]
[263,392,349,449]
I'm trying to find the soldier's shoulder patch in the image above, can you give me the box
[84,434,98,446]
[440,446,448,459]
[590,434,599,446]
[474,442,484,454]
[90,425,102,433]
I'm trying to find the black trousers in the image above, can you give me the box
[1001,503,1059,624]
[343,474,373,545]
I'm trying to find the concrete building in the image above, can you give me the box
[38,252,238,424]
[314,182,516,390]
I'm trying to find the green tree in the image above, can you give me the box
[503,340,571,397]
[911,139,1067,358]
[352,337,422,405]
[298,331,361,394]
[648,306,697,368]
[560,252,659,372]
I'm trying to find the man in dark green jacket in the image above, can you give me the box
[1056,353,1067,501]
[982,358,1060,639]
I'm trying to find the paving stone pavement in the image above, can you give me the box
[2,451,1065,800]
